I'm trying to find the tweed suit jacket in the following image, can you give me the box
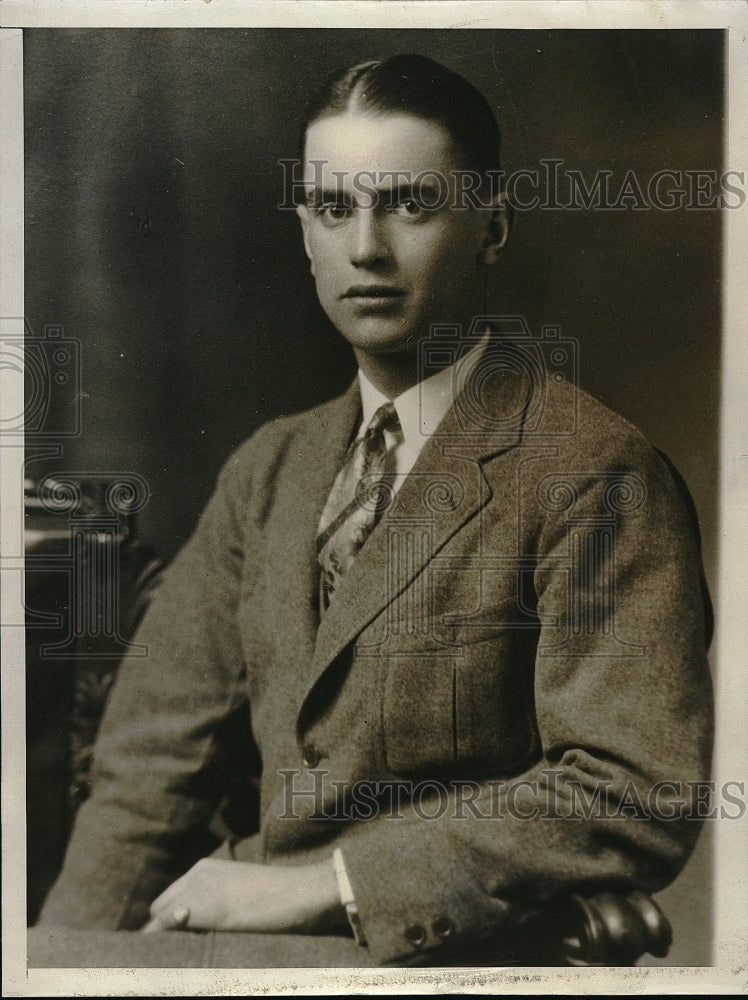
[39,360,713,966]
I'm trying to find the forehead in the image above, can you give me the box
[302,112,460,187]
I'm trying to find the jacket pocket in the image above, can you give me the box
[382,657,457,775]
[381,630,536,777]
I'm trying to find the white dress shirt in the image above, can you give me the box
[356,333,489,485]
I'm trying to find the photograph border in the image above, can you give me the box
[2,2,746,995]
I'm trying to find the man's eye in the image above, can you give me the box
[392,198,426,218]
[312,203,352,226]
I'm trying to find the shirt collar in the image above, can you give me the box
[357,332,490,448]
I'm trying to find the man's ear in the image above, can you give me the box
[296,203,315,277]
[477,192,513,266]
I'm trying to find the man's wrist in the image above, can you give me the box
[296,858,349,934]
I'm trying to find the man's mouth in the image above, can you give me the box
[342,285,406,300]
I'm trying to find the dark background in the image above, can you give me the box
[24,28,722,965]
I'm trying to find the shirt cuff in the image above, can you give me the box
[332,847,367,946]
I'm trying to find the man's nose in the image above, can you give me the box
[349,208,392,268]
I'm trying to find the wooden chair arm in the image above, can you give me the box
[509,888,672,966]
[560,890,672,965]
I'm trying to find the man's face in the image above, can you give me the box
[297,112,500,360]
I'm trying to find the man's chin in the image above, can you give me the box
[335,324,423,359]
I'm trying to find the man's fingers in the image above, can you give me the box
[142,903,191,934]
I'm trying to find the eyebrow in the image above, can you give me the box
[304,182,444,207]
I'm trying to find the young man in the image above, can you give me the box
[38,55,713,967]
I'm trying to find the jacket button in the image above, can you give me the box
[404,923,427,947]
[432,916,454,939]
[301,744,321,768]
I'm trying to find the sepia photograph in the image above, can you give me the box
[1,3,746,995]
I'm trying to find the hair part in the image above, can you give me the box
[299,54,502,182]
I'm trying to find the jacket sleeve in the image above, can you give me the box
[336,438,714,966]
[37,445,261,930]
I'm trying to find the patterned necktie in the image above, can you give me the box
[317,402,402,607]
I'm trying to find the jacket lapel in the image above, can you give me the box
[264,382,361,693]
[300,365,529,716]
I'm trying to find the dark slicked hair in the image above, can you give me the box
[299,53,502,180]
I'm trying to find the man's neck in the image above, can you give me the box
[354,348,431,401]
[353,321,491,400]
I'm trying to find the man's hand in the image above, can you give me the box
[141,857,346,934]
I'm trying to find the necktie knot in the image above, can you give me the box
[362,402,401,458]
[366,401,400,436]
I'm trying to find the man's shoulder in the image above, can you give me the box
[536,375,661,468]
[222,384,358,480]
[479,373,691,518]
[513,376,700,536]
